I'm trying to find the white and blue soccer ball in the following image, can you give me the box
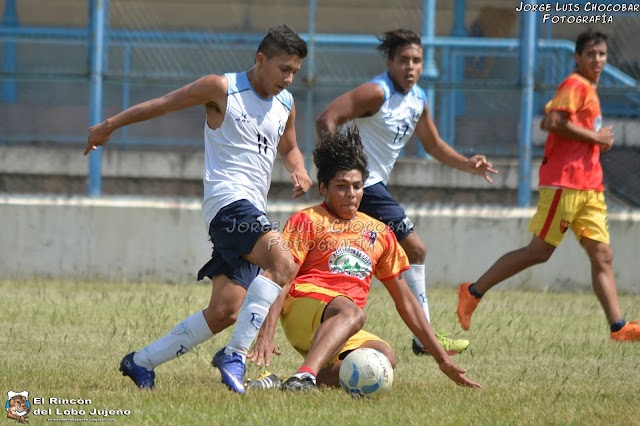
[339,348,394,397]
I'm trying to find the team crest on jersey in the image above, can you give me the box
[235,112,250,123]
[328,247,373,279]
[362,230,378,246]
[560,219,571,234]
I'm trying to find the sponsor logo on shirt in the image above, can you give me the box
[328,247,373,279]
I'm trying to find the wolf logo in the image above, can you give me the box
[5,391,30,424]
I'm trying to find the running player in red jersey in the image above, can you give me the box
[457,30,640,342]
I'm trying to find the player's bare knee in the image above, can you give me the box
[407,248,426,264]
[404,241,426,264]
[383,349,397,369]
[526,244,554,264]
[264,250,297,286]
[203,305,237,333]
[588,244,613,266]
[535,251,553,264]
[346,307,366,333]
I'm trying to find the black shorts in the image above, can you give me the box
[358,182,414,242]
[197,199,274,289]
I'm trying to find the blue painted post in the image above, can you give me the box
[87,0,109,197]
[121,44,132,147]
[451,0,467,37]
[303,0,318,200]
[517,6,537,207]
[1,0,18,103]
[437,47,450,144]
[448,51,458,147]
[450,0,467,145]
[420,0,438,159]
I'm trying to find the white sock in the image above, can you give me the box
[404,264,430,347]
[133,311,214,370]
[225,275,281,361]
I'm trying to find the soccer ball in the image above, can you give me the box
[339,348,394,397]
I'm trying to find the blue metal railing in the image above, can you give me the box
[3,29,637,98]
[2,11,639,204]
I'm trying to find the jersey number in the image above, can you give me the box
[257,132,269,155]
[393,124,409,144]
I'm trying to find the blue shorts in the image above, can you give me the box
[358,182,414,242]
[197,200,273,289]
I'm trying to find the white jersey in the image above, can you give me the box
[353,72,426,187]
[201,71,292,226]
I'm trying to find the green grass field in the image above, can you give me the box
[2,280,640,425]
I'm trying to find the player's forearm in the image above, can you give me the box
[281,147,307,174]
[395,298,448,364]
[548,119,600,144]
[426,139,470,172]
[106,98,171,132]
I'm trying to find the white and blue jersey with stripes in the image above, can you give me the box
[352,72,426,187]
[202,71,292,226]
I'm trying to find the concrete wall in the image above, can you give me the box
[1,196,638,294]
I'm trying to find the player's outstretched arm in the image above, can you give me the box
[415,103,498,183]
[315,83,385,137]
[382,276,482,388]
[278,101,312,198]
[84,75,227,155]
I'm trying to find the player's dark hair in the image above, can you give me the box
[256,25,308,59]
[314,127,369,188]
[376,29,422,60]
[575,31,607,55]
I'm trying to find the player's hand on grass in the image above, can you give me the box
[466,154,498,184]
[248,337,281,367]
[439,361,482,389]
[291,171,313,198]
[84,121,112,155]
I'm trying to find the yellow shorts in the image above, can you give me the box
[528,188,609,247]
[280,283,389,366]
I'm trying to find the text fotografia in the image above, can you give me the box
[30,398,130,418]
[515,2,640,24]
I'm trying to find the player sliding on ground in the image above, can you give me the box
[247,127,482,390]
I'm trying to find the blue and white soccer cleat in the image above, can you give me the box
[211,348,246,394]
[119,352,156,390]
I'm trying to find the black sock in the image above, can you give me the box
[610,319,626,333]
[468,283,483,299]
